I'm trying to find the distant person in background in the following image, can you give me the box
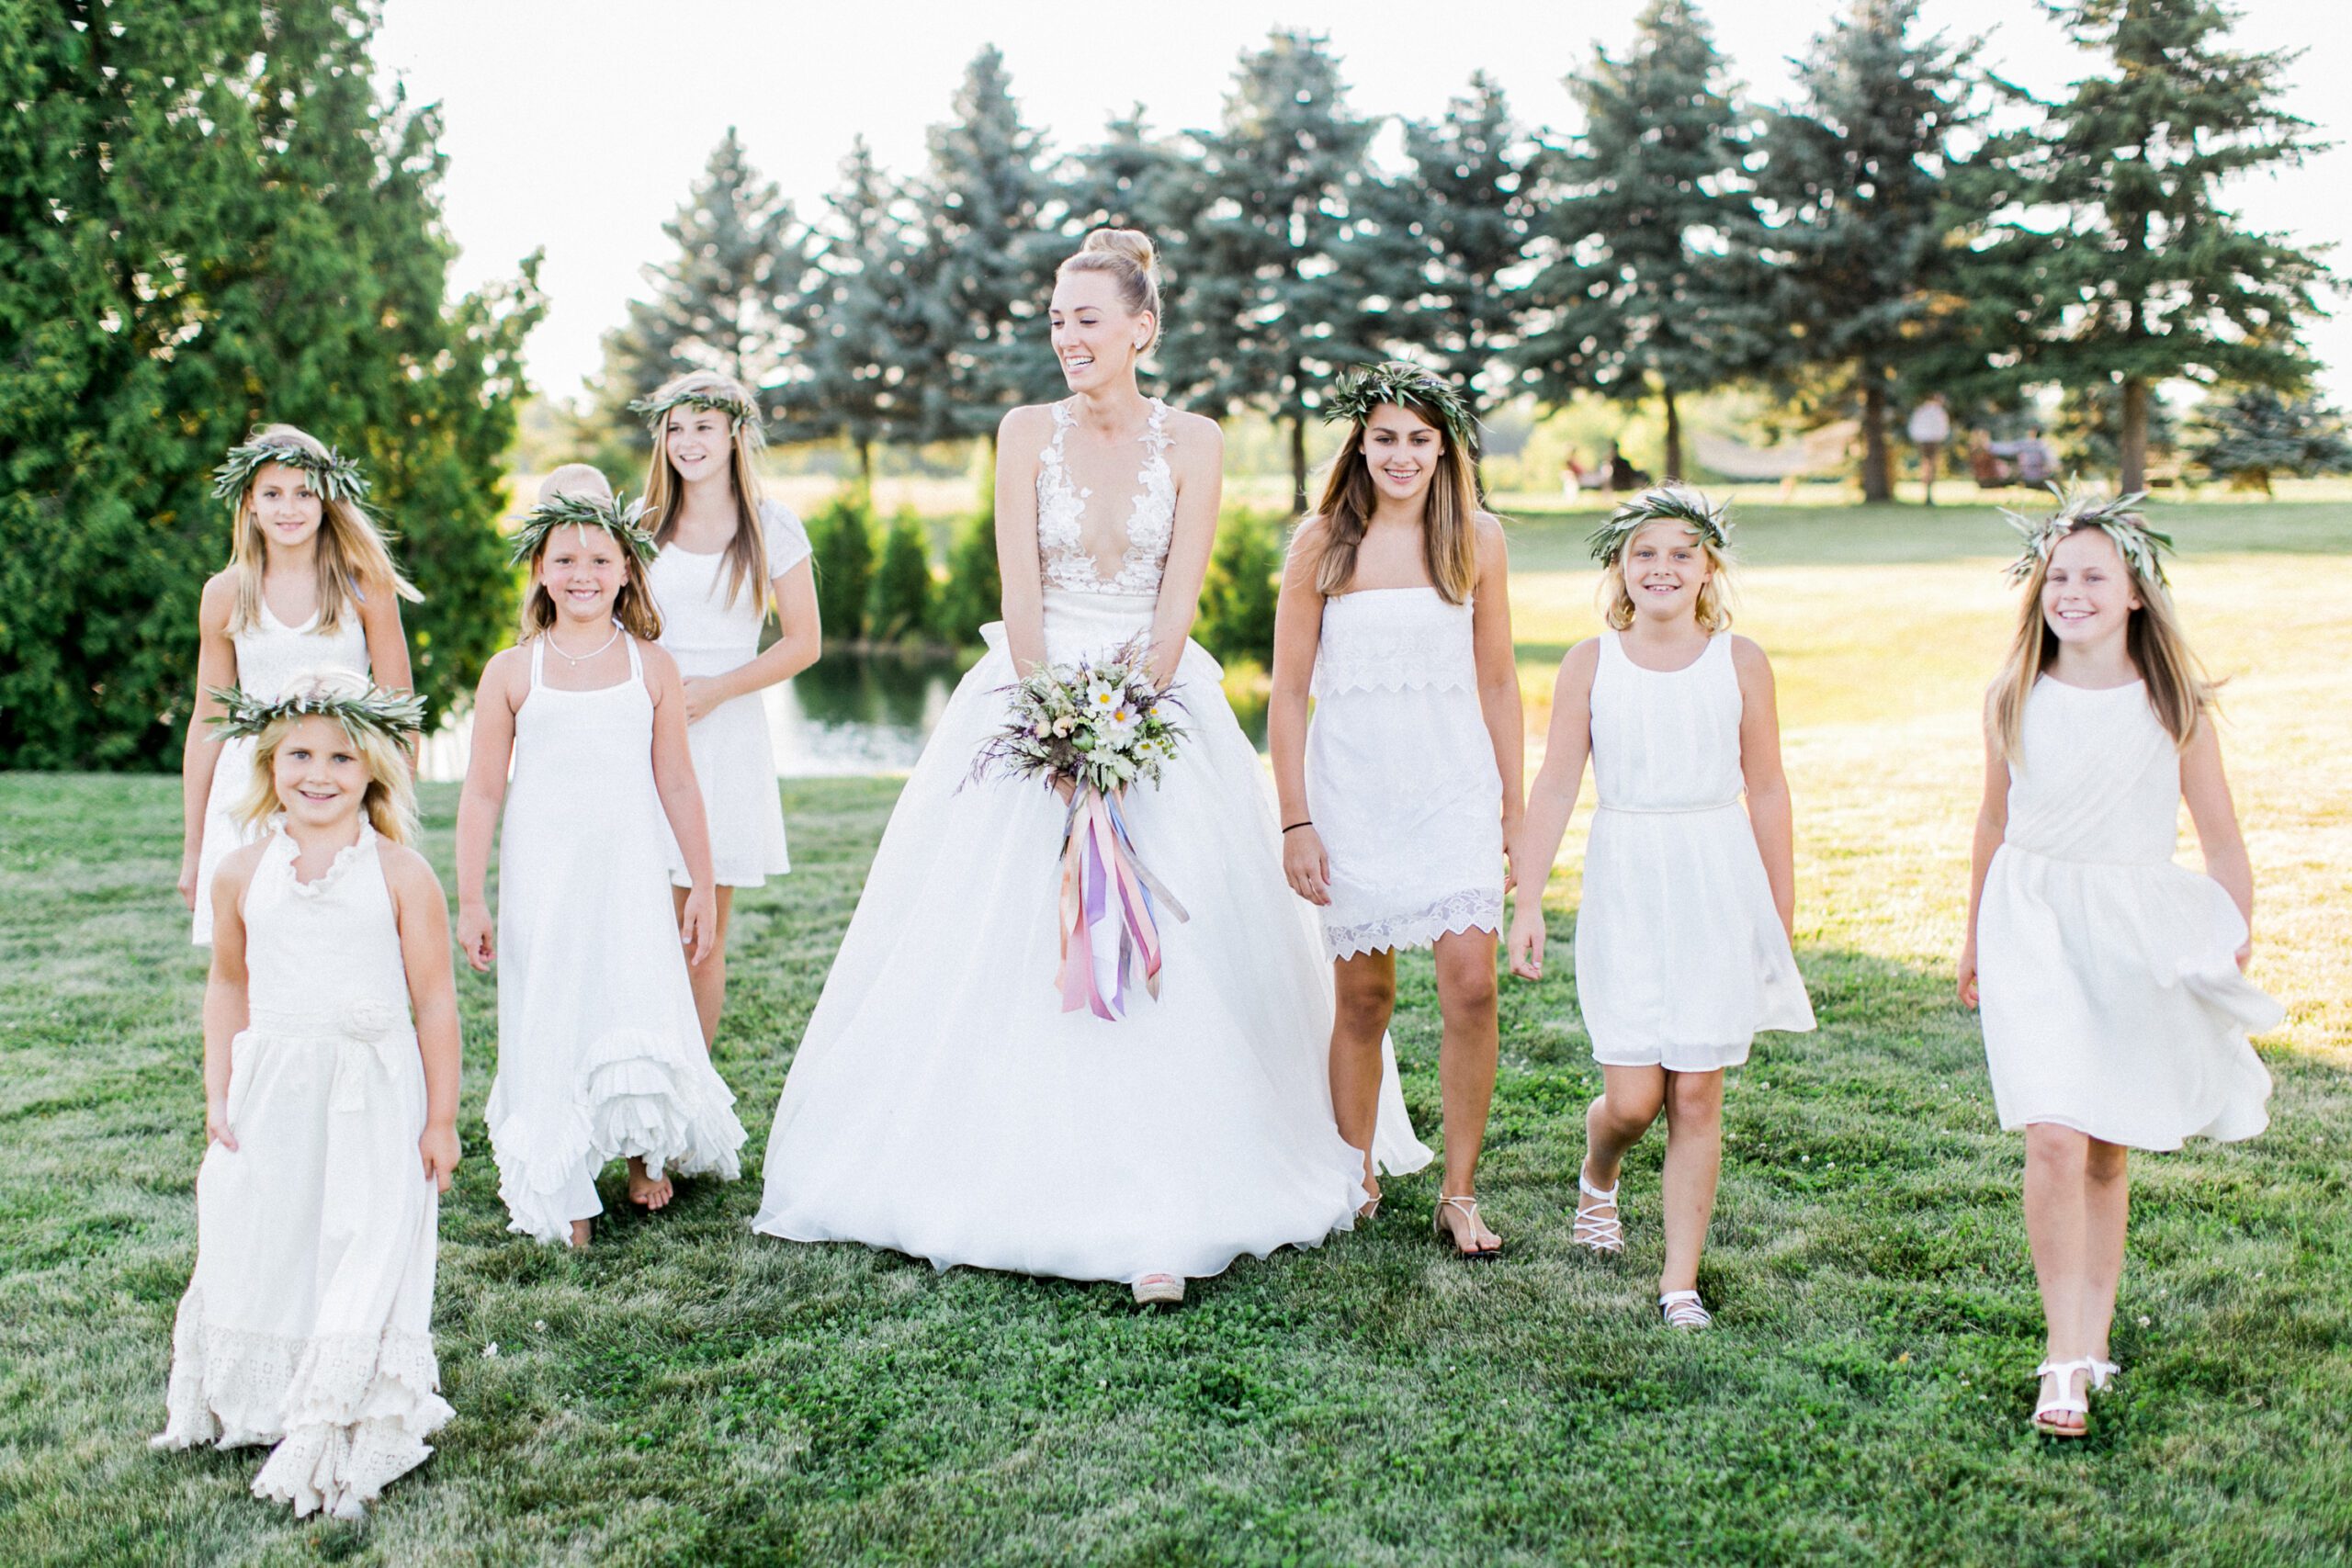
[1970,430,2015,489]
[1907,394,1952,504]
[1604,441,1653,492]
[2015,428,2057,488]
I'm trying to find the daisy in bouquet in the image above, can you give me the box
[970,639,1189,1020]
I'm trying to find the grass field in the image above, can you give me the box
[5,501,2349,1564]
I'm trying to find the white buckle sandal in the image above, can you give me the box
[1573,1174,1624,1258]
[2032,1358,2093,1438]
[1130,1272,1185,1306]
[1658,1290,1713,1330]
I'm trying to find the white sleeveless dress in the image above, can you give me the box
[1307,587,1504,958]
[153,821,449,1519]
[1977,677,2278,1148]
[484,635,748,1245]
[754,398,1430,1285]
[650,501,813,887]
[191,600,371,944]
[1577,631,1815,1069]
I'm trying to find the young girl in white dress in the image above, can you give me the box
[181,427,419,943]
[1509,487,1815,1329]
[755,230,1425,1304]
[634,370,820,1045]
[1959,490,2277,1438]
[456,468,747,1247]
[153,671,458,1519]
[1270,362,1518,1257]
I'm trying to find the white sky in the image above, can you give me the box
[374,0,2348,405]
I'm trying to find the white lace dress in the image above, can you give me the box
[191,600,371,944]
[484,636,747,1245]
[650,501,812,887]
[754,398,1430,1285]
[153,821,449,1519]
[1977,678,2278,1148]
[1307,587,1504,958]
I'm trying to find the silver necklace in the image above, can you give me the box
[548,619,623,666]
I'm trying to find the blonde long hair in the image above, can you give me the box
[1598,524,1735,633]
[224,424,420,636]
[637,369,771,611]
[1992,527,2212,760]
[1306,410,1481,604]
[232,671,419,844]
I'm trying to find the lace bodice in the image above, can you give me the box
[1035,399,1176,598]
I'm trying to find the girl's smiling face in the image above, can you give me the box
[249,462,324,551]
[662,408,733,487]
[1621,521,1712,621]
[271,715,371,829]
[2041,527,2141,648]
[537,525,627,624]
[1362,403,1442,506]
[1048,269,1147,393]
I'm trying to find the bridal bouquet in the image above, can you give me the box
[970,639,1189,1021]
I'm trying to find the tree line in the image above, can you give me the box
[589,0,2332,510]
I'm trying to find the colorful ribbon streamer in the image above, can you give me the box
[1055,786,1189,1020]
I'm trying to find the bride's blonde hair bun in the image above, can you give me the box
[1060,227,1162,346]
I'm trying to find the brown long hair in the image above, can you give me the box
[637,369,771,611]
[1993,526,2212,760]
[1306,408,1481,604]
[225,423,421,635]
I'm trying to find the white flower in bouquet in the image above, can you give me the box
[1096,699,1142,747]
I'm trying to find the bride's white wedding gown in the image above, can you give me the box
[753,397,1430,1283]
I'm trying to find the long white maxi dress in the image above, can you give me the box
[191,600,370,944]
[755,398,1430,1284]
[1977,677,2278,1148]
[484,635,748,1244]
[153,821,449,1518]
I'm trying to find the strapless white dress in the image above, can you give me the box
[753,399,1429,1284]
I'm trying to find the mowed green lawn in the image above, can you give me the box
[4,501,2348,1564]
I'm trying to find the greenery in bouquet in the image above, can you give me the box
[970,640,1187,797]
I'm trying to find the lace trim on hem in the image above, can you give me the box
[153,1297,446,1455]
[1325,889,1504,960]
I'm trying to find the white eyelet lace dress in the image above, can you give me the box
[650,500,812,887]
[191,600,371,944]
[484,636,747,1245]
[1307,586,1504,959]
[1576,631,1815,1070]
[152,820,449,1519]
[1977,677,2277,1148]
[754,398,1430,1286]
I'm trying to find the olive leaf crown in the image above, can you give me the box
[2001,481,2173,588]
[211,439,371,508]
[1586,484,1734,565]
[1319,361,1480,454]
[628,388,763,438]
[508,491,660,567]
[206,680,427,745]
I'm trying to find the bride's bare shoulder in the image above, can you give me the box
[996,403,1059,458]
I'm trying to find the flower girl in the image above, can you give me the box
[1959,488,2278,1438]
[1269,361,1517,1254]
[633,370,820,1045]
[181,427,419,943]
[153,671,458,1518]
[456,468,746,1247]
[1508,487,1815,1328]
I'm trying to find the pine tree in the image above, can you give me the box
[1992,0,2328,491]
[778,138,926,478]
[865,507,935,645]
[1748,0,1988,501]
[2190,388,2352,494]
[804,485,876,644]
[1059,107,1203,391]
[1519,1,1770,480]
[1176,31,1385,511]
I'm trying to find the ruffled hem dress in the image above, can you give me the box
[485,636,747,1245]
[1306,586,1504,960]
[1977,677,2278,1149]
[651,500,813,888]
[153,821,449,1519]
[1575,631,1815,1070]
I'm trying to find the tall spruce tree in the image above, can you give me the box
[1175,31,1385,511]
[1748,0,1986,501]
[0,0,542,768]
[779,137,928,477]
[1059,107,1203,390]
[1518,0,1769,480]
[1993,0,2327,491]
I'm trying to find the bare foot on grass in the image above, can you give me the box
[569,1218,593,1248]
[628,1157,674,1212]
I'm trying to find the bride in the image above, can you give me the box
[753,228,1429,1303]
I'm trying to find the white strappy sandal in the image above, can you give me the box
[1573,1174,1624,1258]
[2088,1357,2120,1393]
[1658,1290,1713,1330]
[1433,1193,1503,1260]
[1130,1272,1185,1306]
[2032,1358,2094,1438]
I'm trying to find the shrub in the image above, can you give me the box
[1193,507,1286,668]
[865,506,934,646]
[933,502,1002,648]
[805,485,876,642]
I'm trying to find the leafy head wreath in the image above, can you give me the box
[508,491,660,568]
[1586,483,1735,565]
[206,679,428,746]
[2002,480,2173,589]
[211,438,372,509]
[1320,361,1481,455]
[628,387,764,444]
